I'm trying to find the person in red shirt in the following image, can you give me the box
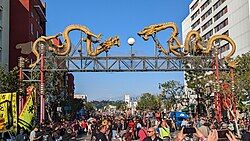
[128,119,135,139]
[81,120,87,134]
[138,126,147,141]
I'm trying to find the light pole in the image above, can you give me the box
[40,43,45,124]
[127,37,135,57]
[127,37,135,69]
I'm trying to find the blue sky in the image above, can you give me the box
[46,0,192,100]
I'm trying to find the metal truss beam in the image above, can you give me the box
[23,55,228,73]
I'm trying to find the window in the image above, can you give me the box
[202,30,213,40]
[219,43,230,53]
[214,6,227,22]
[201,0,211,12]
[0,8,2,28]
[222,30,229,36]
[0,30,2,63]
[201,8,212,21]
[0,49,2,63]
[197,28,201,33]
[0,29,2,45]
[31,23,33,34]
[31,11,34,17]
[214,18,228,32]
[36,31,40,38]
[191,10,200,21]
[202,19,213,31]
[191,0,199,11]
[213,0,226,11]
[191,19,200,29]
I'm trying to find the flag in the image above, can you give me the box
[0,93,17,132]
[18,89,35,131]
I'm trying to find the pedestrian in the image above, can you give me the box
[138,126,147,141]
[198,119,210,138]
[95,125,108,141]
[29,126,41,141]
[242,125,250,141]
[16,128,28,141]
[158,119,170,141]
[143,127,162,141]
[122,128,132,141]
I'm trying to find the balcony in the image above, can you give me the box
[34,5,46,22]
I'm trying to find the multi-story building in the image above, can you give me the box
[182,0,250,57]
[0,0,10,68]
[124,94,130,104]
[9,0,46,70]
[74,94,87,102]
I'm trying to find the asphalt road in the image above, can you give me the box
[76,134,140,141]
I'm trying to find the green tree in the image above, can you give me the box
[111,100,127,111]
[159,80,184,111]
[84,102,95,112]
[0,67,19,93]
[235,52,250,111]
[235,52,250,95]
[136,93,161,111]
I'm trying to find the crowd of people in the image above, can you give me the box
[10,111,250,141]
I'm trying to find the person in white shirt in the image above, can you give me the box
[29,127,41,141]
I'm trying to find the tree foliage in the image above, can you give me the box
[136,93,161,111]
[84,102,95,112]
[184,51,250,112]
[159,80,184,111]
[234,52,250,111]
[0,67,19,93]
[235,52,250,94]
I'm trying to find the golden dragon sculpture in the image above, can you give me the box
[85,35,120,56]
[184,30,205,54]
[138,22,237,68]
[138,22,182,56]
[29,25,120,68]
[205,35,237,68]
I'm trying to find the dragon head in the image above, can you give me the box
[111,36,120,47]
[137,30,150,41]
[97,36,120,52]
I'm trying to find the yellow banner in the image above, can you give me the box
[18,90,35,131]
[0,93,17,132]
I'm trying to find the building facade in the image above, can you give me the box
[182,0,250,57]
[9,0,46,70]
[0,0,10,68]
[74,94,87,102]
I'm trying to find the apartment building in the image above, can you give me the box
[9,0,46,70]
[182,0,250,57]
[0,0,10,68]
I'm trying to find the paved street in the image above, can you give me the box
[76,133,140,141]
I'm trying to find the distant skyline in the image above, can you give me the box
[46,0,192,100]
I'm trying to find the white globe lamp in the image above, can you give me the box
[127,37,135,46]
